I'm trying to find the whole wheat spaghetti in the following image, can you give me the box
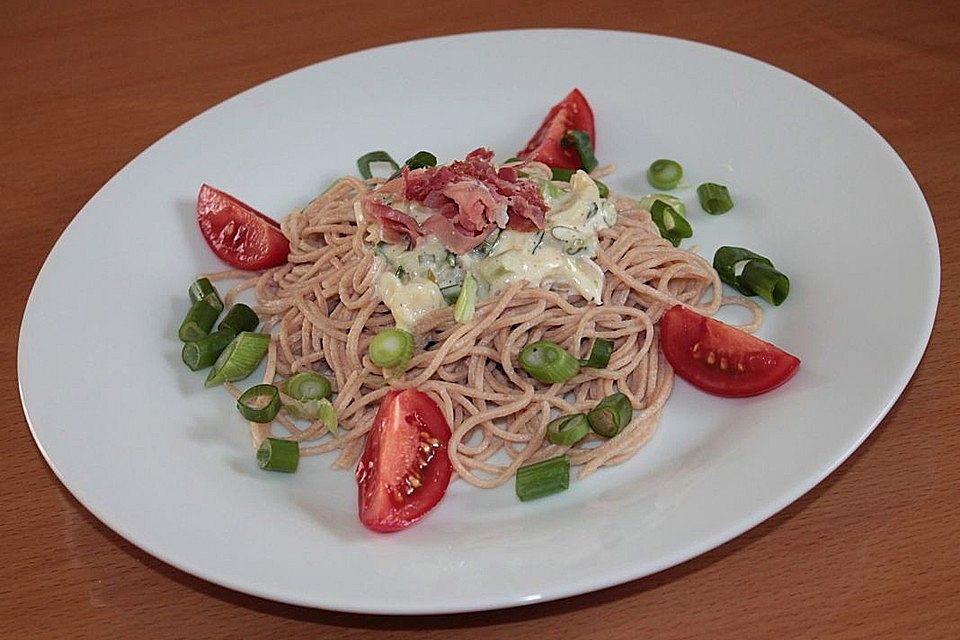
[206,171,760,488]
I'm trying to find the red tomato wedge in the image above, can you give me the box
[357,389,453,532]
[517,88,596,170]
[660,305,800,397]
[196,184,289,270]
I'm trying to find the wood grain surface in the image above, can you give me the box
[2,1,958,638]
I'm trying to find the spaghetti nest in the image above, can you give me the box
[212,176,744,488]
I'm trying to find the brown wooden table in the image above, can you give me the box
[3,1,958,638]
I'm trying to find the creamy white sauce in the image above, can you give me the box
[372,170,615,330]
[376,273,446,331]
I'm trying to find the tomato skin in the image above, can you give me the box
[517,88,596,170]
[660,305,800,398]
[196,184,289,270]
[357,389,453,532]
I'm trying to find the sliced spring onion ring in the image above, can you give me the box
[181,329,236,371]
[283,397,318,420]
[282,371,332,402]
[388,150,438,180]
[549,167,609,198]
[518,341,581,384]
[404,150,438,170]
[282,398,338,436]
[637,193,686,217]
[649,199,693,247]
[218,303,259,335]
[550,226,586,255]
[740,260,790,306]
[356,151,399,180]
[546,414,590,446]
[453,273,478,323]
[440,283,462,306]
[315,398,339,437]
[561,130,599,172]
[587,392,633,438]
[712,246,789,304]
[713,246,773,293]
[368,329,415,370]
[256,437,299,473]
[188,278,223,311]
[647,159,683,190]
[580,338,614,369]
[515,455,570,502]
[697,182,734,214]
[595,179,609,199]
[237,384,281,423]
[204,331,271,388]
[178,296,221,342]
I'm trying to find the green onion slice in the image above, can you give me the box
[561,130,599,172]
[440,284,462,306]
[388,151,438,180]
[518,341,581,384]
[453,273,478,323]
[580,338,614,369]
[283,397,339,436]
[740,260,790,306]
[647,159,683,190]
[368,329,415,370]
[178,296,221,342]
[713,246,772,292]
[649,199,693,247]
[637,193,686,217]
[551,225,586,255]
[188,278,223,311]
[218,303,259,335]
[595,179,609,199]
[357,151,399,180]
[283,398,318,420]
[587,392,633,438]
[182,329,236,371]
[282,371,332,402]
[204,331,271,388]
[404,150,438,170]
[546,414,590,447]
[315,398,339,437]
[697,182,734,214]
[712,245,791,304]
[237,384,281,423]
[257,437,299,473]
[549,167,607,197]
[515,455,570,502]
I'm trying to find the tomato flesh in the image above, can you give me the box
[196,184,289,270]
[660,305,800,397]
[357,389,452,532]
[517,88,596,170]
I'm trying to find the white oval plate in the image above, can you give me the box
[18,30,939,614]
